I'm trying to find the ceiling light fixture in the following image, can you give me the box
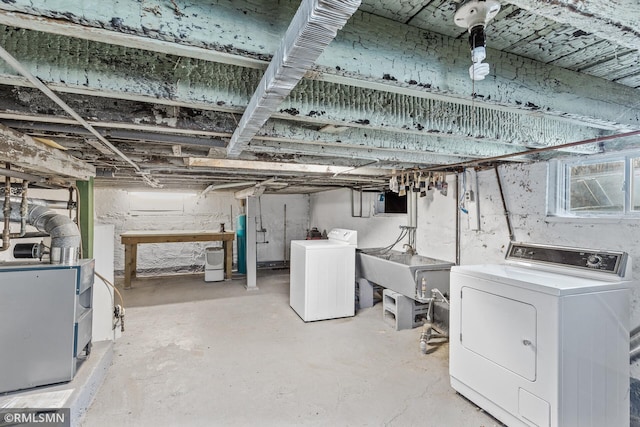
[454,0,501,81]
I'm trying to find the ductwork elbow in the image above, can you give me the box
[1,201,81,264]
[27,204,81,264]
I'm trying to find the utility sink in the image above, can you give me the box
[357,249,454,300]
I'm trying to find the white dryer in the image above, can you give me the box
[450,242,633,427]
[289,229,357,322]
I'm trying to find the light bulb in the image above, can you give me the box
[471,46,486,64]
[469,62,490,81]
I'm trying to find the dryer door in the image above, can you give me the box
[461,286,537,381]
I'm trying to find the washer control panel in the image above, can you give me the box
[507,243,627,276]
[327,228,358,245]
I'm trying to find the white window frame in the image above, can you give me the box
[547,151,639,218]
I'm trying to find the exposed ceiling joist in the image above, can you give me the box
[505,0,639,51]
[0,123,95,180]
[247,139,477,165]
[0,78,605,154]
[0,83,602,160]
[185,158,387,176]
[0,10,269,71]
[0,2,637,130]
[258,120,600,155]
[0,106,599,162]
[0,0,637,191]
[0,43,150,181]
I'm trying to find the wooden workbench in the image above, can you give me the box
[120,230,235,289]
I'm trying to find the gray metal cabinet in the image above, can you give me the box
[0,259,94,393]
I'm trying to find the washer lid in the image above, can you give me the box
[452,264,630,296]
[290,240,354,250]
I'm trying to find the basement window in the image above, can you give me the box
[374,191,407,214]
[548,152,640,218]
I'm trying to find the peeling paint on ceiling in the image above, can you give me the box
[0,0,637,191]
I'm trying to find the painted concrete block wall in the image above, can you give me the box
[94,188,243,274]
[93,189,310,273]
[309,189,408,249]
[414,175,457,263]
[253,194,309,264]
[457,162,640,282]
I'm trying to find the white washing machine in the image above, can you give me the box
[289,229,357,322]
[450,242,633,427]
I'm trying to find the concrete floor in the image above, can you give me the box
[82,270,500,427]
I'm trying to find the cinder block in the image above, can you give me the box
[382,289,430,331]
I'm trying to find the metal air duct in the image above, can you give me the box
[226,0,361,157]
[1,200,81,264]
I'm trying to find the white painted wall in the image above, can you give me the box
[309,189,407,249]
[414,174,457,262]
[94,190,310,273]
[457,162,640,274]
[254,194,309,263]
[95,188,242,273]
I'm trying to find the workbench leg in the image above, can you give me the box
[124,243,137,289]
[224,240,233,279]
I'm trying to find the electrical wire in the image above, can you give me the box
[95,271,125,332]
[95,272,114,315]
[95,271,124,309]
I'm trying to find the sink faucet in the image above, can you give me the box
[403,244,415,255]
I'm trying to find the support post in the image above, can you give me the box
[245,196,258,291]
[76,177,94,259]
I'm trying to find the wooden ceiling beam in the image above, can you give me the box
[0,123,95,180]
